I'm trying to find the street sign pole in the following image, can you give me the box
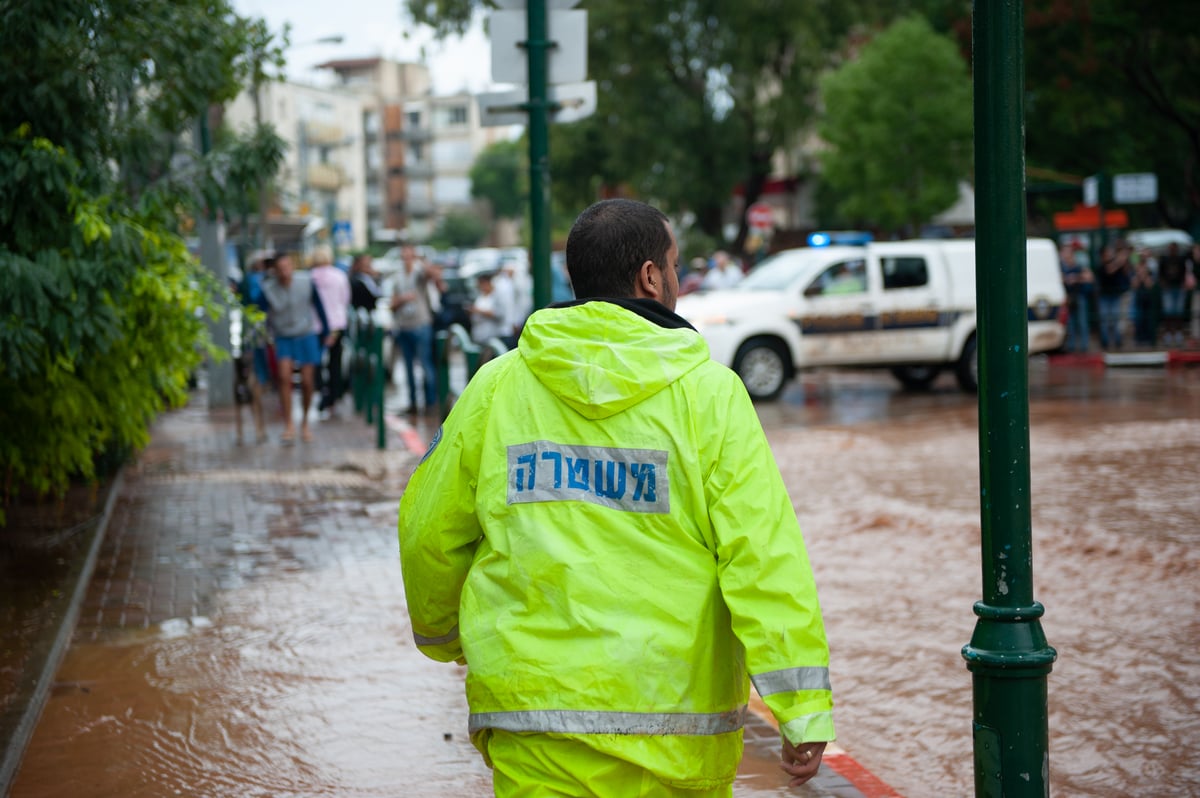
[525,0,553,311]
[963,3,1056,796]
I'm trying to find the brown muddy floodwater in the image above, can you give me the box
[9,360,1200,797]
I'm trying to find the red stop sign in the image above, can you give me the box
[747,202,773,230]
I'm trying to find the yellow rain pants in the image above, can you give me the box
[487,731,733,798]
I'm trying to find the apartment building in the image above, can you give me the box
[224,81,368,251]
[319,58,507,244]
[225,57,508,248]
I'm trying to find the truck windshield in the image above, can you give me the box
[739,250,833,291]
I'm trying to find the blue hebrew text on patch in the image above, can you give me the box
[507,441,669,513]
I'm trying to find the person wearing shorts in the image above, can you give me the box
[261,252,328,443]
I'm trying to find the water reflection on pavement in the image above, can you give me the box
[10,360,1200,797]
[762,361,1200,797]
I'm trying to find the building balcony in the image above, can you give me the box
[402,125,433,142]
[406,195,435,216]
[305,162,345,192]
[405,160,434,179]
[303,121,345,147]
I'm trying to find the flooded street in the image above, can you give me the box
[762,360,1200,796]
[8,359,1200,796]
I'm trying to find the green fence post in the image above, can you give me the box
[962,3,1057,796]
[436,330,451,420]
[373,321,386,450]
[352,310,366,414]
[364,320,377,426]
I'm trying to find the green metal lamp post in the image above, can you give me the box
[524,0,554,312]
[962,2,1057,796]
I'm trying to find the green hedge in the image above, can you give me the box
[0,128,222,523]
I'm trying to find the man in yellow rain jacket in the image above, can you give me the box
[399,199,834,796]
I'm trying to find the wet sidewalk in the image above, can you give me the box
[2,385,897,797]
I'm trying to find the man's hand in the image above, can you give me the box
[781,738,826,787]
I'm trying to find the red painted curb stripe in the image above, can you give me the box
[746,694,902,797]
[1168,350,1200,364]
[822,751,905,798]
[383,414,428,456]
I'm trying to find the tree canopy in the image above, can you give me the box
[410,0,890,248]
[0,0,286,519]
[470,138,528,220]
[408,0,1198,243]
[1022,0,1200,233]
[818,15,973,236]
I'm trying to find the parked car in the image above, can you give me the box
[676,238,1067,400]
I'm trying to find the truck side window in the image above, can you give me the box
[806,259,866,296]
[882,257,928,290]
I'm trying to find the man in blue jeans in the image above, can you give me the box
[389,244,439,414]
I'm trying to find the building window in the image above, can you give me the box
[406,110,422,128]
[437,105,468,127]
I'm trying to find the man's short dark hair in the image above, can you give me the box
[565,199,672,299]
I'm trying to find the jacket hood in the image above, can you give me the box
[518,299,710,420]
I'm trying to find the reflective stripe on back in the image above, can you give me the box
[470,706,746,736]
[751,666,831,696]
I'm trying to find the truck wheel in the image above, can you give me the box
[955,336,979,393]
[890,365,941,391]
[733,338,790,401]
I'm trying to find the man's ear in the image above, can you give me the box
[635,259,659,300]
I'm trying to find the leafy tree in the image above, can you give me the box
[865,0,1200,235]
[0,1,284,520]
[431,211,489,249]
[471,138,528,220]
[1022,0,1200,233]
[817,15,973,236]
[407,0,889,251]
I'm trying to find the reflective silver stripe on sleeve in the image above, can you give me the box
[751,666,831,697]
[469,706,746,736]
[413,625,459,646]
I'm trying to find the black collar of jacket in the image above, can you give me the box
[547,298,697,332]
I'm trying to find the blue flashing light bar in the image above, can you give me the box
[807,230,874,247]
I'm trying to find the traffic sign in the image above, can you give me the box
[493,0,581,7]
[477,81,596,127]
[747,202,774,230]
[491,9,587,86]
[1112,172,1157,205]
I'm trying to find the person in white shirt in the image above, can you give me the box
[701,250,743,290]
[467,272,507,361]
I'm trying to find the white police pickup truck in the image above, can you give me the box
[676,238,1066,400]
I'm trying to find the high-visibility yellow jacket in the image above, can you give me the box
[399,299,834,790]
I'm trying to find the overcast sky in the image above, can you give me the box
[231,0,495,94]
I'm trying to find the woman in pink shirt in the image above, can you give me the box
[308,245,352,416]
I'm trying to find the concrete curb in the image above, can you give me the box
[0,468,125,793]
[1049,349,1200,368]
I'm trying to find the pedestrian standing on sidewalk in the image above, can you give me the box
[1130,256,1160,348]
[399,198,835,796]
[1060,242,1095,353]
[309,244,351,417]
[1095,243,1131,350]
[350,253,384,312]
[389,244,439,415]
[261,251,329,443]
[1158,242,1190,347]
